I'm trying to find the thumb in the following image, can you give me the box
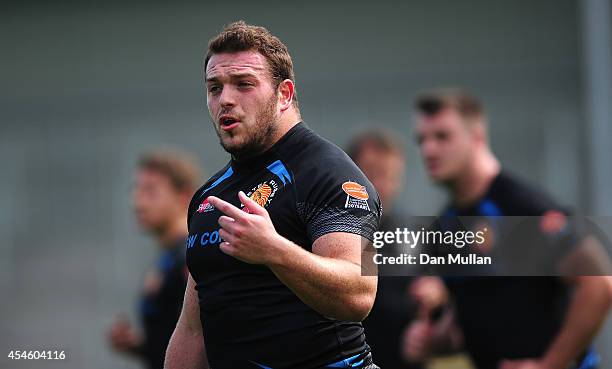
[238,191,266,216]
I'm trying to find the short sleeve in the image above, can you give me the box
[296,161,382,243]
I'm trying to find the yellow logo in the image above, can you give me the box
[250,183,273,207]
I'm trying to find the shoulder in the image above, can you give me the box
[286,128,377,206]
[279,129,382,242]
[491,171,570,215]
[280,126,371,189]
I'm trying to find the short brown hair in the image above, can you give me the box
[415,88,484,122]
[346,129,405,162]
[204,21,298,106]
[138,150,201,194]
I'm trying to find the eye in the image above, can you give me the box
[208,85,222,94]
[238,81,254,89]
[435,131,449,141]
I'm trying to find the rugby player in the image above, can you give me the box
[164,21,381,369]
[109,150,200,369]
[347,130,423,369]
[405,88,612,369]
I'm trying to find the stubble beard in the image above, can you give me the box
[218,96,279,160]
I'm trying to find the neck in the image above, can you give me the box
[269,108,301,146]
[157,216,188,249]
[232,108,301,162]
[449,148,500,208]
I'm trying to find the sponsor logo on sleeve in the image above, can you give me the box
[342,181,370,211]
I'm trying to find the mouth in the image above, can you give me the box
[426,160,440,171]
[219,115,241,131]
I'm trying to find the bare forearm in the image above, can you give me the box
[268,236,376,321]
[542,277,612,369]
[165,274,209,369]
[164,327,208,369]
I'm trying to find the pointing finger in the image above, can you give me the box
[238,190,266,216]
[208,196,246,220]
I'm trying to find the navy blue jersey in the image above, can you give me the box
[186,122,381,369]
[439,171,583,369]
[139,240,187,369]
[362,212,421,369]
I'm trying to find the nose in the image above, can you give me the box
[218,85,236,109]
[420,137,438,158]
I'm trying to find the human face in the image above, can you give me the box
[133,169,183,234]
[415,109,475,184]
[356,147,405,208]
[205,50,279,158]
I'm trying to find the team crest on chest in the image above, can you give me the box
[242,180,279,212]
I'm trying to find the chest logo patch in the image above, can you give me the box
[251,183,273,207]
[243,180,279,213]
[197,198,215,213]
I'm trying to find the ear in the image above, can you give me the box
[463,116,483,141]
[471,120,488,146]
[277,79,295,112]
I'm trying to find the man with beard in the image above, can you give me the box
[405,88,612,369]
[164,21,381,369]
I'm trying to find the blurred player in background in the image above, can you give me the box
[347,130,424,369]
[108,150,201,369]
[405,88,612,369]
